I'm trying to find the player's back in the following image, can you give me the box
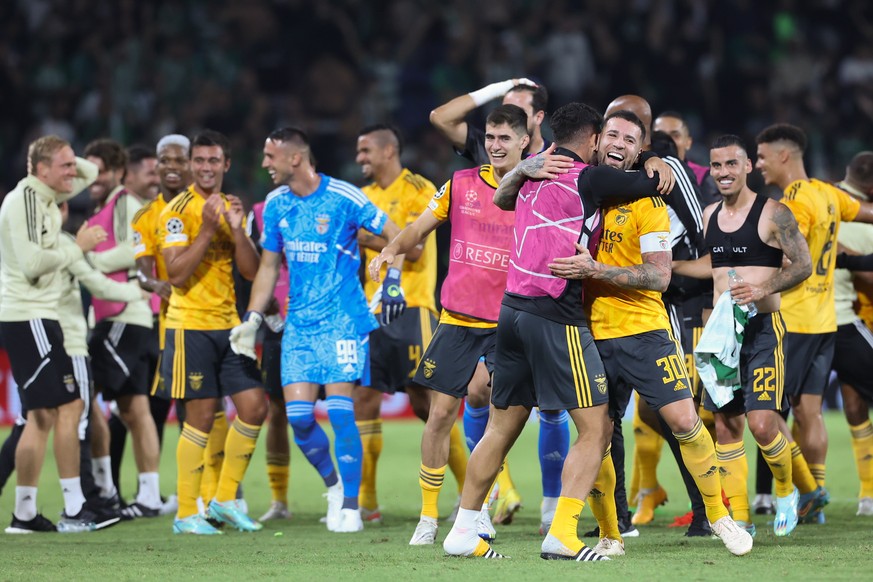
[780,179,860,333]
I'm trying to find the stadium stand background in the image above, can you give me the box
[1,0,871,212]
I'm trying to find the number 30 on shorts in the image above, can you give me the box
[336,340,358,365]
[656,354,688,384]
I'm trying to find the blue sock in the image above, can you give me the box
[326,395,362,509]
[539,410,569,498]
[463,403,489,452]
[286,400,337,487]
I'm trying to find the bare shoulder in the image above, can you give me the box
[766,199,798,228]
[702,200,720,222]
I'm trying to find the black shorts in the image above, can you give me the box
[370,307,437,394]
[412,323,495,398]
[682,324,704,398]
[88,321,153,400]
[262,330,283,399]
[161,328,262,400]
[833,321,873,403]
[596,329,694,419]
[491,305,608,411]
[782,331,835,398]
[704,312,787,414]
[1,320,78,411]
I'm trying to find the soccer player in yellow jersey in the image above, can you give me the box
[158,130,266,535]
[549,114,751,556]
[353,124,473,522]
[756,124,873,521]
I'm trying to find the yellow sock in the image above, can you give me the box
[588,447,621,540]
[548,496,585,553]
[633,410,663,491]
[200,412,228,502]
[760,433,793,497]
[790,442,818,495]
[699,405,717,443]
[177,423,208,518]
[447,423,468,492]
[357,419,383,510]
[629,450,641,507]
[808,463,825,488]
[715,441,750,523]
[674,418,729,523]
[850,421,873,498]
[265,452,290,504]
[419,464,446,519]
[496,459,517,494]
[216,418,261,502]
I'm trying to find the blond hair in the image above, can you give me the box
[28,135,71,173]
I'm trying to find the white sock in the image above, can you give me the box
[14,486,38,521]
[60,477,86,516]
[92,455,116,497]
[453,507,480,531]
[541,496,558,520]
[136,472,161,509]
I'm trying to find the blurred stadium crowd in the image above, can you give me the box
[1,0,872,206]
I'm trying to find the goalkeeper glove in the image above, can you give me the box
[230,311,263,360]
[380,267,406,325]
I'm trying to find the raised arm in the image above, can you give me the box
[162,194,222,287]
[56,157,98,203]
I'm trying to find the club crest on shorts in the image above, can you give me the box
[188,372,204,391]
[315,213,331,235]
[64,374,76,393]
[423,359,436,379]
[595,373,607,395]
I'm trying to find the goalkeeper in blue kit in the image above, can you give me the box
[231,128,405,533]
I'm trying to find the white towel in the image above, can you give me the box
[694,291,750,408]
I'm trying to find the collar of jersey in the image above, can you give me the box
[477,165,499,189]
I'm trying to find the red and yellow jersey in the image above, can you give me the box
[587,196,672,339]
[363,169,437,315]
[781,179,860,333]
[159,187,241,330]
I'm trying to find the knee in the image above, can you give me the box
[747,417,778,444]
[669,411,698,435]
[287,402,316,435]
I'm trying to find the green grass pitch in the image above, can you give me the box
[0,411,871,581]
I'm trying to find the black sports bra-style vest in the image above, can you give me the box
[705,194,783,268]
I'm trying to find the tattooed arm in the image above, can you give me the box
[732,201,812,303]
[548,243,672,292]
[493,144,575,210]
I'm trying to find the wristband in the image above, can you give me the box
[243,311,264,327]
[469,80,515,107]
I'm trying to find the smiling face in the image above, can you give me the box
[261,138,300,186]
[653,115,692,160]
[190,144,229,194]
[754,142,783,186]
[355,134,388,181]
[157,143,191,196]
[86,155,125,203]
[38,145,78,194]
[485,122,529,174]
[710,145,752,199]
[596,117,643,170]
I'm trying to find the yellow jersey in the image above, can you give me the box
[428,165,501,329]
[781,179,860,334]
[132,194,171,347]
[363,169,437,315]
[159,187,241,330]
[587,197,672,339]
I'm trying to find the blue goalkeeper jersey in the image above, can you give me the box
[261,174,388,335]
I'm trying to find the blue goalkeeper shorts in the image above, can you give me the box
[280,314,369,386]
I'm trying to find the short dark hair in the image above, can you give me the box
[848,151,873,187]
[755,123,807,153]
[656,110,687,125]
[267,127,316,166]
[486,104,529,136]
[711,134,749,156]
[84,138,127,170]
[602,110,647,143]
[126,144,155,167]
[507,83,549,114]
[650,130,679,158]
[358,123,404,156]
[191,130,231,160]
[550,102,602,145]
